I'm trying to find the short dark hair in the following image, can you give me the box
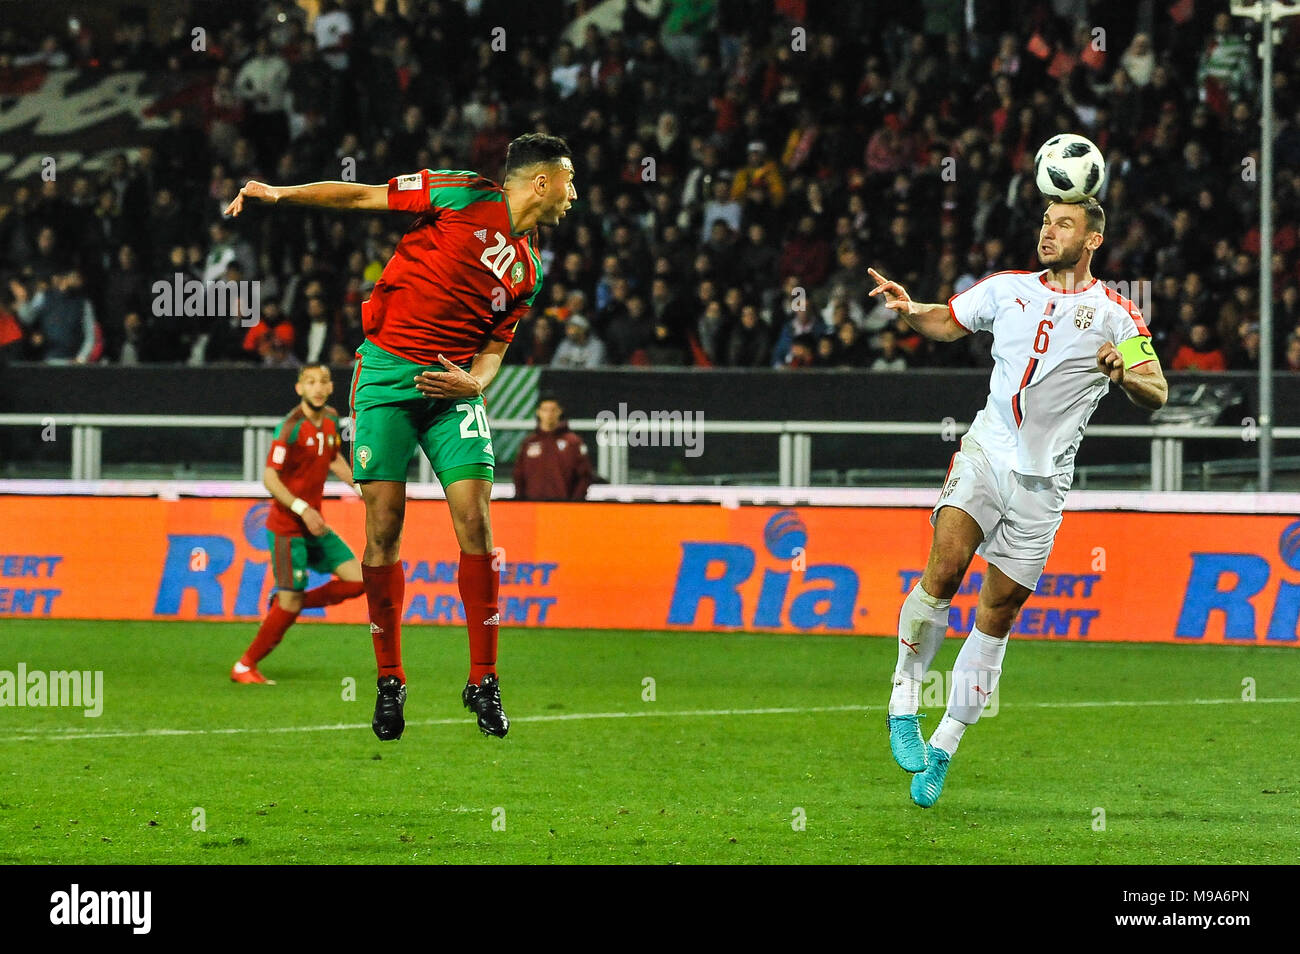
[504,133,572,178]
[537,391,563,408]
[1048,196,1106,235]
[298,363,330,380]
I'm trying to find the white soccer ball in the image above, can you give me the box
[1034,134,1105,203]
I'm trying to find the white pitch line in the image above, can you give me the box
[1,697,1299,743]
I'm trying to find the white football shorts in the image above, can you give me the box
[930,434,1071,589]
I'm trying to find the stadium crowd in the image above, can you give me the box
[1,0,1299,373]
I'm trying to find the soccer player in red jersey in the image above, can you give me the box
[225,134,575,739]
[232,364,364,684]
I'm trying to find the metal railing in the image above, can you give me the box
[2,413,1297,491]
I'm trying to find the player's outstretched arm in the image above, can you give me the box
[867,268,968,342]
[224,180,389,217]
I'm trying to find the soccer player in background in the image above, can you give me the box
[870,198,1168,807]
[232,364,364,684]
[225,133,575,740]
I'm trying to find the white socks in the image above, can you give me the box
[931,626,1008,755]
[888,584,1011,761]
[931,715,966,755]
[888,583,952,715]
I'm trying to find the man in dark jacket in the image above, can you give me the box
[512,394,594,501]
[13,271,97,363]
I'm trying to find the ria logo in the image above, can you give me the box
[667,511,859,631]
[1176,521,1300,641]
[153,504,333,618]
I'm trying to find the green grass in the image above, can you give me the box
[1,620,1297,864]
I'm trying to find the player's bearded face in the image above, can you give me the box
[543,159,576,225]
[298,374,333,410]
[1038,225,1088,267]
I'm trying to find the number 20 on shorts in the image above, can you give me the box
[457,402,492,440]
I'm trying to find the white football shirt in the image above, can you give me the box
[948,270,1153,477]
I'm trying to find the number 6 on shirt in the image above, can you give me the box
[1033,319,1053,354]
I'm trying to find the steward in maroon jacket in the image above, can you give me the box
[512,395,594,501]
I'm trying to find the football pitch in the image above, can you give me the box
[1,620,1297,865]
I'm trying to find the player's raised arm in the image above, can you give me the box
[224,180,389,217]
[868,267,969,342]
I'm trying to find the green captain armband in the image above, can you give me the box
[1117,336,1158,369]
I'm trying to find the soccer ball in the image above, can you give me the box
[1034,134,1105,203]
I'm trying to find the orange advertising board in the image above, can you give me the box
[2,496,1298,645]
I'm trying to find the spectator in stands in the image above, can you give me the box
[780,333,817,369]
[117,311,160,365]
[603,293,651,365]
[645,320,688,366]
[551,315,606,369]
[300,293,334,364]
[243,297,294,363]
[822,242,871,310]
[735,222,778,296]
[20,225,63,283]
[101,245,149,362]
[1121,32,1155,87]
[1285,334,1300,373]
[696,299,728,365]
[314,0,354,72]
[731,141,785,207]
[871,328,909,372]
[12,271,99,364]
[832,320,871,367]
[0,5,1291,379]
[779,215,832,291]
[1171,324,1228,372]
[700,175,742,242]
[1228,321,1261,371]
[512,394,594,502]
[1197,12,1254,115]
[235,36,291,171]
[771,298,829,369]
[660,0,714,64]
[204,220,254,284]
[514,314,559,367]
[726,304,771,367]
[0,290,23,364]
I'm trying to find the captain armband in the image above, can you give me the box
[1117,336,1159,370]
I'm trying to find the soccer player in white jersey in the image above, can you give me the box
[869,197,1168,807]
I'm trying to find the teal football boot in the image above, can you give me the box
[888,713,929,773]
[910,744,952,807]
